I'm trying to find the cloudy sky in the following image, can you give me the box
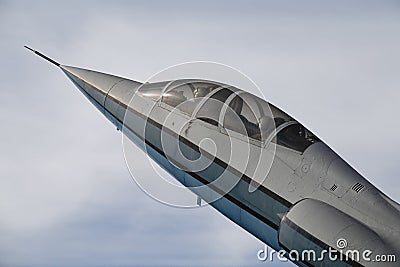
[1,1,400,266]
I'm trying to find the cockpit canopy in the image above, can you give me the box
[138,79,319,153]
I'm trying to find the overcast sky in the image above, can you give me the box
[1,1,400,266]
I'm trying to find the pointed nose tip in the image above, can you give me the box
[60,65,142,127]
[60,65,125,108]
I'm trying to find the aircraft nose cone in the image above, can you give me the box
[61,65,125,109]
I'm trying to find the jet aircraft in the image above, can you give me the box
[26,46,400,266]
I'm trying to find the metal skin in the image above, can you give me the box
[27,47,399,267]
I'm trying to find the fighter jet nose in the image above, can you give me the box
[24,46,142,114]
[60,65,126,109]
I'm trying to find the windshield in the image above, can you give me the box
[146,79,320,152]
[161,80,220,115]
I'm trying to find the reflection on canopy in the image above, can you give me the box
[138,80,320,152]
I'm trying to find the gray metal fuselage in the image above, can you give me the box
[32,58,400,267]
